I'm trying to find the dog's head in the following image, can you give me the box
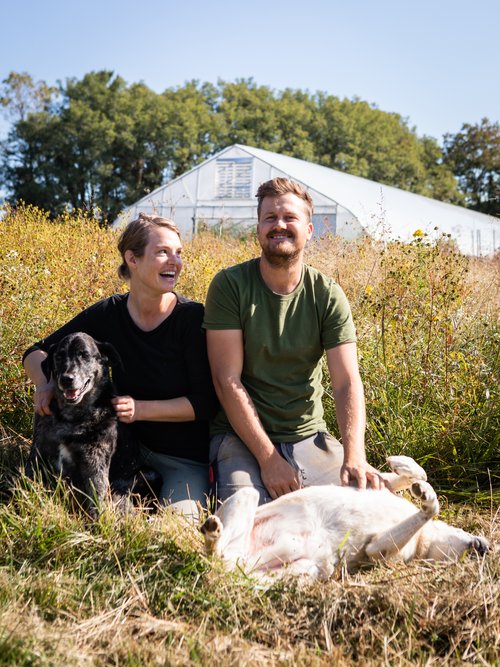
[43,332,121,405]
[423,520,490,561]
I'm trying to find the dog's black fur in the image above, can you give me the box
[25,332,160,517]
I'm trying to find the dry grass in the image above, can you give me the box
[0,427,498,666]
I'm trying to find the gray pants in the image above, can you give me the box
[140,445,209,519]
[209,431,344,505]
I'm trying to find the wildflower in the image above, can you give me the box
[365,284,373,296]
[413,229,425,237]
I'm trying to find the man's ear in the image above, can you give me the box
[307,220,313,240]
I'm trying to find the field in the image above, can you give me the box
[0,205,498,665]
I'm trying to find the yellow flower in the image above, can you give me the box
[413,229,424,237]
[365,284,373,296]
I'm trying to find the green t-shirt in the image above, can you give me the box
[203,258,356,442]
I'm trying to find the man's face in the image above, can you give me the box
[257,193,313,266]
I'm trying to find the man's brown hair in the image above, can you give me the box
[256,177,314,221]
[117,213,181,280]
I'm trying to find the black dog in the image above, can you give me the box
[25,332,159,517]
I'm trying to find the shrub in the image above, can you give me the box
[308,233,498,498]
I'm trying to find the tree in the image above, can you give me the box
[1,71,178,222]
[1,111,63,212]
[214,80,316,160]
[113,82,173,204]
[0,72,61,211]
[214,79,280,150]
[54,71,127,218]
[443,118,500,215]
[161,80,220,178]
[311,94,459,201]
[417,135,464,205]
[0,71,56,123]
[0,71,476,222]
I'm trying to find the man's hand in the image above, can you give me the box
[112,395,138,423]
[260,450,302,499]
[34,383,55,416]
[340,458,386,490]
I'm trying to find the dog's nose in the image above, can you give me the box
[59,374,75,387]
[470,537,489,556]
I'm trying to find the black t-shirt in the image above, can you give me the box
[23,293,219,462]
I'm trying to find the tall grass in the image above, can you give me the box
[311,234,499,499]
[1,204,498,497]
[0,206,498,665]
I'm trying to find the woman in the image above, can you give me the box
[23,213,219,518]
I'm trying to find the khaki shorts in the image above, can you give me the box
[209,431,344,505]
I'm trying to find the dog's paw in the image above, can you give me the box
[387,455,427,481]
[410,480,439,517]
[200,515,222,536]
[200,515,223,555]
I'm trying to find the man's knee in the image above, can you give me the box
[282,431,343,487]
[209,432,271,505]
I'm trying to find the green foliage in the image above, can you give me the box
[444,118,500,215]
[162,80,221,178]
[1,71,466,222]
[1,72,189,223]
[307,232,499,499]
[312,94,423,191]
[0,71,56,123]
[213,80,317,162]
[418,135,465,204]
[354,235,499,494]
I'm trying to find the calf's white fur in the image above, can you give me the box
[201,456,488,580]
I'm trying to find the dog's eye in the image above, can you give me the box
[71,350,90,362]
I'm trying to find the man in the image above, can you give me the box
[204,177,382,504]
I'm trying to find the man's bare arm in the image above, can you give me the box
[326,343,382,489]
[206,329,300,499]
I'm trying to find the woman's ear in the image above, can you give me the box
[124,249,137,270]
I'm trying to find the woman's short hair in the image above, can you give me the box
[256,177,314,221]
[117,213,181,280]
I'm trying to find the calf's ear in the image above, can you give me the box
[96,341,123,369]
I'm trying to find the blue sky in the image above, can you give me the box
[1,0,498,144]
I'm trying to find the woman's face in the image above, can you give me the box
[127,226,183,294]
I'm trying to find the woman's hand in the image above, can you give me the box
[112,395,139,423]
[34,382,55,416]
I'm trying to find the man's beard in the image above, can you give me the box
[261,242,302,267]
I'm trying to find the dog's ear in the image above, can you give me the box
[41,344,57,381]
[95,341,122,369]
